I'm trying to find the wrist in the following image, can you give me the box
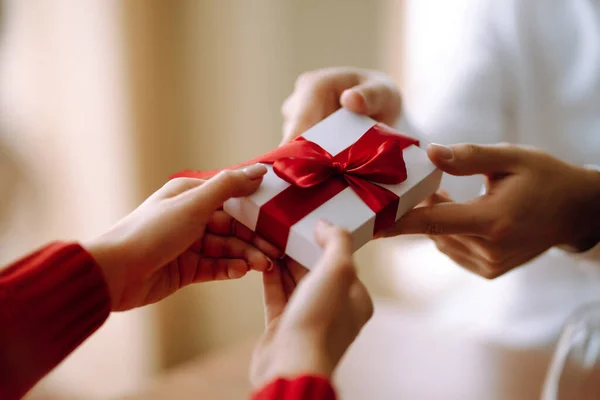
[564,167,600,252]
[257,332,335,388]
[83,236,126,310]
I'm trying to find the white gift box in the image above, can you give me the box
[223,108,442,269]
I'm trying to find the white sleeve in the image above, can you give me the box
[400,0,514,201]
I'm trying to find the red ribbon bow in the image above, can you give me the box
[273,135,410,188]
[172,123,418,251]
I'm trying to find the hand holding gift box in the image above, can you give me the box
[173,108,442,268]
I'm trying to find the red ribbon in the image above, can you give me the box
[172,123,418,251]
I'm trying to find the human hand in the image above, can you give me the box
[84,165,282,311]
[382,143,600,279]
[250,221,373,388]
[281,67,402,144]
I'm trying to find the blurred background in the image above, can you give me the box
[0,0,550,399]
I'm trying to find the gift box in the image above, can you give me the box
[174,108,442,269]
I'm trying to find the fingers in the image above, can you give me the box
[461,236,510,265]
[281,91,337,145]
[197,234,273,272]
[281,68,401,144]
[207,210,255,239]
[426,191,453,205]
[261,259,304,327]
[281,68,354,143]
[391,202,494,236]
[431,235,472,258]
[311,220,357,292]
[181,164,267,218]
[262,263,288,325]
[280,263,299,299]
[430,236,482,276]
[156,177,205,199]
[282,221,357,314]
[339,78,402,126]
[207,210,283,259]
[427,143,524,176]
[380,191,483,237]
[312,221,373,327]
[285,258,310,284]
[375,192,452,239]
[348,280,374,327]
[194,258,250,281]
[429,235,545,279]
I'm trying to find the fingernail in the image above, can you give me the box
[343,89,365,105]
[429,143,453,161]
[266,258,274,272]
[243,164,268,179]
[353,89,366,101]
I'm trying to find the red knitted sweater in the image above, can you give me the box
[0,242,336,400]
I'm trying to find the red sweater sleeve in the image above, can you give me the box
[252,376,336,400]
[0,242,111,400]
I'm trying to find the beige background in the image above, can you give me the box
[0,1,407,398]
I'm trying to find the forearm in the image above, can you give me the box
[0,242,111,399]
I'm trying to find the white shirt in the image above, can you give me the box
[402,0,600,347]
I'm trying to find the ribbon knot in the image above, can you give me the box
[332,161,346,175]
[272,137,410,190]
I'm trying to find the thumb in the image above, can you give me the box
[301,221,357,300]
[283,221,357,320]
[183,164,267,218]
[311,220,373,326]
[427,143,523,176]
[340,79,402,127]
